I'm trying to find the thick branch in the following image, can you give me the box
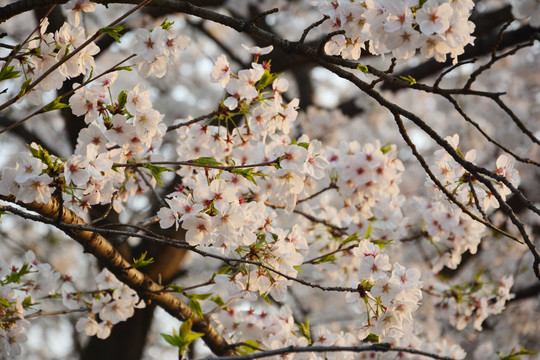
[0,195,233,357]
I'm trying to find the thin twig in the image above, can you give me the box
[444,94,540,166]
[201,343,454,360]
[318,30,345,55]
[299,15,328,44]
[0,0,151,115]
[166,110,219,132]
[433,58,477,89]
[114,158,280,171]
[0,54,136,134]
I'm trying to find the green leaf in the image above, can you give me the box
[364,222,372,239]
[237,340,261,355]
[497,347,537,360]
[5,264,33,284]
[18,78,33,96]
[115,65,134,72]
[366,333,380,343]
[216,265,232,275]
[0,65,21,82]
[167,284,185,293]
[161,18,175,31]
[190,293,212,301]
[399,75,416,85]
[370,239,393,249]
[142,163,173,186]
[43,96,70,112]
[231,168,267,186]
[132,251,154,269]
[260,293,273,305]
[342,232,359,245]
[380,142,392,154]
[314,254,336,264]
[0,296,11,307]
[22,295,34,307]
[98,25,129,43]
[188,296,204,319]
[356,64,369,74]
[191,157,223,167]
[296,142,309,150]
[117,90,128,110]
[256,69,282,90]
[296,318,311,344]
[161,332,179,347]
[474,268,484,282]
[27,143,52,168]
[161,316,205,358]
[0,210,7,223]
[210,295,225,307]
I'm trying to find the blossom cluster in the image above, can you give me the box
[319,140,406,240]
[213,301,466,360]
[64,75,167,214]
[0,251,60,358]
[419,134,520,271]
[0,249,143,359]
[132,22,190,78]
[0,9,193,215]
[313,0,476,62]
[68,268,145,339]
[0,73,167,215]
[316,241,423,341]
[8,3,99,106]
[429,273,514,331]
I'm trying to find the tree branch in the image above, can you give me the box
[201,343,455,360]
[0,195,234,356]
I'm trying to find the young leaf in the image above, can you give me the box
[370,239,393,249]
[132,251,154,269]
[296,142,309,150]
[117,90,128,110]
[314,254,336,264]
[167,284,185,293]
[191,157,223,167]
[210,295,225,307]
[0,210,7,223]
[237,340,261,355]
[296,318,311,344]
[115,65,134,72]
[364,222,372,239]
[231,168,267,186]
[160,316,205,358]
[98,25,129,43]
[356,64,369,74]
[0,65,21,81]
[187,296,204,319]
[380,142,392,154]
[342,232,359,245]
[399,75,416,85]
[43,96,70,112]
[256,69,282,90]
[18,78,33,96]
[366,333,380,343]
[142,163,173,186]
[161,18,175,31]
[497,347,537,360]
